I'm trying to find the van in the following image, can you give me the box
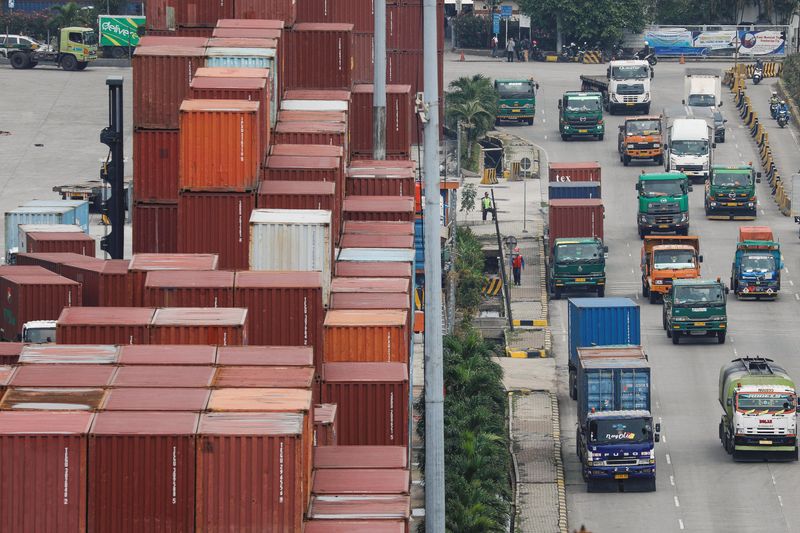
[665,118,714,183]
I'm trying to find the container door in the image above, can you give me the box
[586,369,614,412]
[619,368,650,411]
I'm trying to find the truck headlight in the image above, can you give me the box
[627,144,635,149]
[654,280,664,285]
[709,315,726,321]
[638,214,648,223]
[644,92,650,101]
[679,213,688,222]
[672,316,690,321]
[652,143,660,148]
[710,201,717,207]
[564,124,570,130]
[747,202,754,207]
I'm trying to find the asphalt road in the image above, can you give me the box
[445,56,800,532]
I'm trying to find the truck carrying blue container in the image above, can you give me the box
[576,346,651,422]
[548,181,602,200]
[568,297,641,400]
[4,206,83,260]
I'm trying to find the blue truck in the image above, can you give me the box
[568,297,641,400]
[730,226,782,299]
[575,345,659,492]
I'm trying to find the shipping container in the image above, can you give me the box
[350,84,412,156]
[14,253,89,274]
[133,128,180,202]
[0,365,13,389]
[207,387,312,413]
[88,411,199,533]
[330,292,410,312]
[343,196,415,222]
[284,23,354,90]
[387,3,443,50]
[312,468,410,495]
[212,366,315,389]
[144,0,232,28]
[0,412,94,532]
[196,412,308,533]
[349,159,416,171]
[103,387,211,411]
[345,168,415,197]
[343,220,415,235]
[211,27,282,39]
[0,343,23,365]
[321,362,408,445]
[352,31,373,84]
[280,99,348,112]
[17,344,120,364]
[567,297,641,375]
[304,520,407,533]
[59,259,130,307]
[203,48,279,125]
[23,199,90,232]
[314,445,408,469]
[128,253,219,307]
[206,37,278,48]
[56,307,155,345]
[216,19,285,29]
[331,277,410,294]
[337,248,415,265]
[10,364,117,387]
[4,206,78,256]
[215,345,314,366]
[548,162,601,183]
[271,145,343,159]
[338,234,414,249]
[296,0,327,23]
[132,201,179,254]
[257,180,336,216]
[195,66,269,78]
[0,274,82,341]
[138,36,210,47]
[0,387,107,411]
[144,270,235,308]
[308,495,411,523]
[548,199,604,242]
[132,45,205,129]
[739,225,774,242]
[313,403,337,447]
[284,89,351,102]
[179,99,261,191]
[547,181,602,200]
[149,307,248,346]
[264,155,342,189]
[277,110,347,123]
[385,49,443,144]
[234,0,295,26]
[117,344,217,365]
[576,347,650,422]
[111,365,216,388]
[233,271,324,362]
[25,232,96,256]
[17,224,84,256]
[324,309,408,363]
[274,120,348,151]
[334,261,412,279]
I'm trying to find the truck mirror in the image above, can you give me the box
[654,433,661,443]
[682,99,686,105]
[635,183,640,191]
[727,398,732,406]
[724,286,730,294]
[558,100,562,110]
[688,184,694,192]
[603,246,609,253]
[664,143,668,150]
[619,124,624,131]
[719,101,723,107]
[724,118,728,123]
[712,143,717,149]
[655,423,661,432]
[699,255,704,263]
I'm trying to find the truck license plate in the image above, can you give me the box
[694,322,706,326]
[726,202,738,206]
[626,103,634,106]
[575,278,586,282]
[658,224,669,228]
[512,109,520,113]
[614,474,629,479]
[759,440,772,445]
[578,129,588,133]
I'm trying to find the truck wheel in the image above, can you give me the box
[561,134,570,141]
[597,286,605,297]
[718,331,726,344]
[649,291,658,304]
[61,55,78,71]
[10,52,30,69]
[76,61,88,71]
[662,311,667,330]
[526,117,534,125]
[643,104,651,115]
[27,61,37,69]
[678,227,689,236]
[672,331,681,345]
[655,155,663,165]
[666,326,672,338]
[623,154,631,166]
[642,282,650,297]
[553,286,562,300]
[644,478,656,492]
[111,47,127,59]
[598,134,604,141]
[569,370,577,400]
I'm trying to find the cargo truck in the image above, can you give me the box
[663,278,728,344]
[731,226,782,299]
[575,345,658,492]
[547,162,601,184]
[548,182,601,200]
[683,69,722,108]
[494,78,538,125]
[618,115,664,166]
[719,357,797,461]
[98,15,145,58]
[641,236,702,304]
[580,60,652,114]
[636,172,690,238]
[21,320,57,343]
[558,91,604,141]
[664,118,713,183]
[568,298,641,400]
[705,165,760,220]
[7,27,97,70]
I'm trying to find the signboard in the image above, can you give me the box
[98,16,146,48]
[493,13,500,34]
[500,5,512,18]
[8,0,14,8]
[645,26,786,57]
[519,14,531,28]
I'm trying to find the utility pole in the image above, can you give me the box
[422,0,444,529]
[373,0,387,160]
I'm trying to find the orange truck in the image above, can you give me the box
[618,115,664,166]
[641,236,702,303]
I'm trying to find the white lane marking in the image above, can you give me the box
[779,495,784,507]
[795,293,799,301]
[544,135,548,140]
[735,143,740,149]
[761,209,766,215]
[670,475,675,486]
[661,434,667,443]
[631,269,635,274]
[738,152,743,158]
[629,253,632,257]
[785,267,790,274]
[542,118,546,123]
[772,473,777,485]
[626,242,630,247]
[674,496,680,508]
[790,280,794,286]
[734,347,739,357]
[665,453,671,464]
[635,293,640,300]
[679,519,685,530]
[659,416,663,424]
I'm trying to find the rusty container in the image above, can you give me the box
[387,2,443,50]
[348,159,415,171]
[0,387,107,411]
[548,162,601,183]
[313,445,408,469]
[277,109,347,123]
[0,274,82,341]
[10,364,117,387]
[233,0,295,26]
[264,154,341,184]
[196,412,308,533]
[212,366,315,388]
[305,520,407,533]
[210,27,282,39]
[284,23,354,89]
[345,167,415,197]
[271,143,343,158]
[312,468,410,495]
[330,292,410,312]
[144,0,232,28]
[334,261,412,279]
[12,254,86,274]
[548,199,604,242]
[117,344,217,365]
[350,84,412,156]
[194,66,270,78]
[308,495,411,524]
[178,99,261,191]
[132,45,205,129]
[343,196,414,222]
[132,201,179,254]
[323,309,408,363]
[0,343,24,365]
[215,346,314,366]
[88,411,199,533]
[102,387,211,411]
[149,307,248,346]
[338,233,414,249]
[273,121,348,153]
[133,128,180,202]
[138,36,209,47]
[144,269,234,308]
[352,32,373,84]
[313,403,337,447]
[0,411,94,532]
[110,365,216,388]
[25,232,96,256]
[216,19,284,29]
[128,253,219,307]
[257,180,340,243]
[331,277,410,294]
[17,344,120,364]
[56,307,155,345]
[59,259,130,307]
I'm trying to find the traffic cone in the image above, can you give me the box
[460,50,465,61]
[679,54,685,64]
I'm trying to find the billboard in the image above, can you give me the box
[645,27,785,57]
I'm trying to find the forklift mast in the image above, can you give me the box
[99,76,125,259]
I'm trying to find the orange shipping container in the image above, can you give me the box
[179,99,262,191]
[144,270,235,308]
[323,309,408,363]
[739,226,774,242]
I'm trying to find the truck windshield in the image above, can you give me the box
[670,140,708,156]
[589,418,652,444]
[673,286,724,305]
[640,180,684,197]
[83,31,98,45]
[688,94,715,106]
[555,243,602,263]
[565,97,601,112]
[23,327,55,343]
[712,171,751,187]
[496,82,533,99]
[736,393,795,413]
[653,249,696,270]
[741,254,776,273]
[627,120,661,135]
[611,65,649,79]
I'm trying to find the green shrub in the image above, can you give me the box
[782,53,800,103]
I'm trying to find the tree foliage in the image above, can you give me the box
[655,0,800,24]
[781,53,800,103]
[453,227,487,318]
[446,75,498,168]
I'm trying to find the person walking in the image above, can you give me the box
[506,37,515,62]
[481,192,495,222]
[512,247,524,286]
[491,35,499,58]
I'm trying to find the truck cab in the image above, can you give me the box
[731,226,781,299]
[8,27,97,70]
[663,278,728,344]
[719,357,797,461]
[705,165,760,220]
[665,118,713,183]
[636,172,690,238]
[641,236,702,303]
[548,237,607,299]
[558,91,604,141]
[21,320,57,343]
[494,78,538,125]
[606,60,652,114]
[619,116,664,166]
[683,69,722,108]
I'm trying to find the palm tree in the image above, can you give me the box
[50,2,83,30]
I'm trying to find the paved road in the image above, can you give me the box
[446,56,800,532]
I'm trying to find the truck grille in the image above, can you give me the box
[654,215,677,224]
[622,95,639,103]
[632,142,655,150]
[567,118,598,126]
[743,427,788,435]
[617,84,645,95]
[604,458,638,466]
[677,165,703,172]
[648,202,679,214]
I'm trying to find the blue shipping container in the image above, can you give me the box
[568,298,641,369]
[577,357,651,423]
[548,182,601,200]
[23,200,90,232]
[205,48,278,126]
[4,206,79,256]
[414,218,424,273]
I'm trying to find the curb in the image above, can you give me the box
[550,392,568,533]
[538,220,552,356]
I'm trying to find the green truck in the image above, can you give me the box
[548,237,608,298]
[663,278,728,345]
[558,91,604,141]
[494,78,538,125]
[98,15,145,58]
[719,357,797,461]
[636,172,691,238]
[704,165,760,220]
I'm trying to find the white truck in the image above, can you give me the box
[683,69,722,108]
[580,59,652,115]
[665,117,714,183]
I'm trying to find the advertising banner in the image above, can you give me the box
[645,27,785,57]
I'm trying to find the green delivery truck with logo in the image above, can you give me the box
[98,15,145,58]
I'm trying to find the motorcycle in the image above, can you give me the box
[576,41,588,62]
[638,50,658,66]
[753,66,763,85]
[770,102,780,119]
[611,43,625,61]
[777,109,790,128]
[530,41,543,61]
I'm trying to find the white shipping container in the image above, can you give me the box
[280,99,348,112]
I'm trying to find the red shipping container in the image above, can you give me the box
[196,412,308,533]
[343,220,414,235]
[283,89,351,104]
[25,232,95,256]
[548,199,604,242]
[179,99,262,191]
[216,19,284,29]
[143,27,214,37]
[133,201,179,255]
[195,66,270,79]
[233,271,323,363]
[210,27,282,39]
[274,121,347,151]
[117,344,217,365]
[215,346,314,366]
[386,49,443,144]
[206,387,312,413]
[56,307,155,345]
[334,261,412,278]
[138,36,209,47]
[128,253,219,307]
[304,520,407,533]
[234,0,295,26]
[12,255,85,275]
[144,0,232,28]
[149,307,248,346]
[144,270,235,308]
[739,226,774,242]
[548,162,602,183]
[322,362,408,445]
[212,366,315,388]
[284,23,354,90]
[331,277,410,294]
[352,32,373,84]
[338,234,414,249]
[59,259,130,307]
[111,366,216,388]
[314,445,408,469]
[346,167,415,197]
[88,412,199,533]
[206,36,278,48]
[343,196,414,222]
[277,110,346,123]
[350,84,412,156]
[330,292,410,311]
[323,309,408,363]
[177,190,255,270]
[387,3,444,50]
[313,403,337,446]
[296,0,328,23]
[0,387,108,411]
[0,412,93,532]
[327,0,374,31]
[102,387,211,411]
[133,128,180,202]
[264,155,341,183]
[0,343,23,365]
[348,159,415,171]
[0,274,82,342]
[9,364,117,387]
[257,181,339,240]
[307,496,411,529]
[132,45,205,129]
[312,468,410,495]
[15,344,119,364]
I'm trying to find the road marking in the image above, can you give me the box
[679,519,685,530]
[631,269,635,274]
[772,473,777,485]
[733,347,738,357]
[795,293,799,301]
[670,475,675,486]
[785,267,790,274]
[659,416,663,424]
[665,453,671,464]
[790,280,794,286]
[626,242,630,247]
[661,434,667,443]
[779,495,784,507]
[542,118,546,123]
[544,135,548,140]
[761,209,766,215]
[628,253,632,257]
[738,152,743,158]
[674,496,680,508]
